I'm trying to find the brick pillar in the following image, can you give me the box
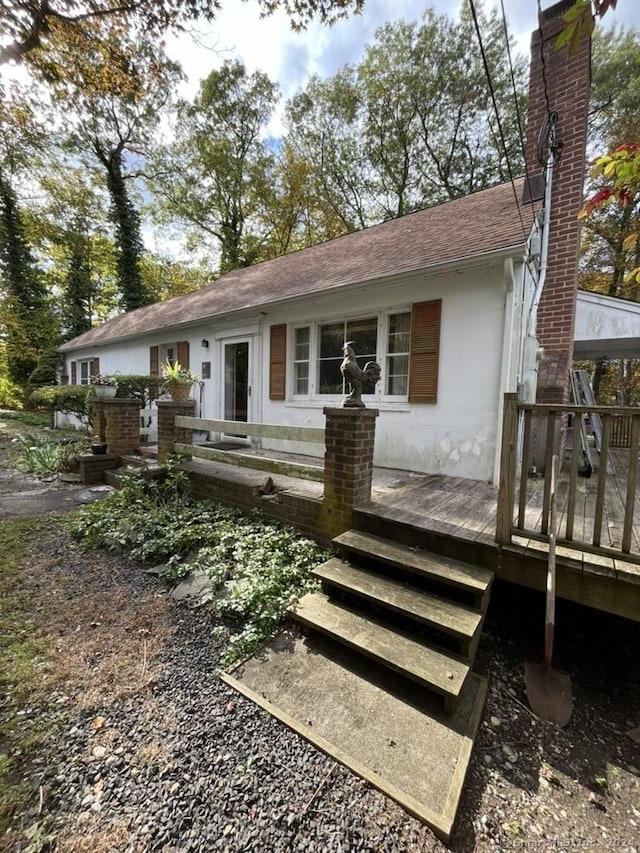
[157,399,196,462]
[103,398,142,458]
[525,1,591,404]
[91,401,107,443]
[322,407,378,541]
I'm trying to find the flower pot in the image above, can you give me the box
[93,384,117,399]
[90,443,108,455]
[167,380,192,401]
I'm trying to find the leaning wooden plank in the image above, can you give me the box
[175,416,325,444]
[176,443,324,482]
[291,592,470,702]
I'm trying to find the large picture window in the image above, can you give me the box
[290,311,410,400]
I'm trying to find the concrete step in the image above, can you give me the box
[312,557,483,659]
[291,591,470,713]
[334,529,493,609]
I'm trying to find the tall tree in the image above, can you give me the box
[34,165,118,337]
[577,26,640,403]
[0,84,55,385]
[47,23,181,311]
[150,59,279,274]
[285,6,527,227]
[0,0,364,67]
[0,173,55,384]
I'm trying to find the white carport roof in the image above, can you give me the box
[574,290,640,360]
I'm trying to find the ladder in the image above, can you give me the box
[570,369,615,475]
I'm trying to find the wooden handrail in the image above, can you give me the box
[498,394,640,564]
[175,416,325,444]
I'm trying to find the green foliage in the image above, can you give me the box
[14,432,87,475]
[112,374,165,403]
[0,409,49,427]
[161,360,199,383]
[181,522,325,665]
[30,384,91,423]
[69,466,327,664]
[28,346,60,386]
[0,376,24,409]
[0,170,55,385]
[150,59,280,275]
[103,150,151,312]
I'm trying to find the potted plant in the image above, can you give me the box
[90,373,118,399]
[161,361,199,401]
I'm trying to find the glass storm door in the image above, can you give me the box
[224,340,250,426]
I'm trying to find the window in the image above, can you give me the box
[281,311,412,401]
[293,327,310,395]
[318,317,378,395]
[386,313,410,395]
[77,359,96,385]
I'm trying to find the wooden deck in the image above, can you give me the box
[178,440,640,620]
[359,448,640,622]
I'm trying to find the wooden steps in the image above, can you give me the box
[289,528,494,715]
[293,592,469,712]
[334,529,493,609]
[312,557,482,657]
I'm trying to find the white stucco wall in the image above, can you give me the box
[63,253,527,482]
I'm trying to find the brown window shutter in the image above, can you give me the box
[150,345,159,376]
[71,361,77,384]
[269,324,286,401]
[177,340,190,370]
[91,357,100,377]
[408,299,441,404]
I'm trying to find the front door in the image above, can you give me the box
[223,340,250,433]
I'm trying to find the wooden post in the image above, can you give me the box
[496,393,519,545]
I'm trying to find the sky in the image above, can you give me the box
[166,0,640,114]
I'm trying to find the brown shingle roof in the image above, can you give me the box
[59,179,534,352]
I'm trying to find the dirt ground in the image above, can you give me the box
[1,424,640,852]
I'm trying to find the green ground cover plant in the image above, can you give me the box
[13,433,87,476]
[0,410,51,429]
[69,467,326,664]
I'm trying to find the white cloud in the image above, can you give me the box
[167,0,640,106]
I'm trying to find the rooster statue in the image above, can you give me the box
[340,341,381,408]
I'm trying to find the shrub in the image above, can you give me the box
[14,432,87,476]
[0,376,24,409]
[30,385,91,428]
[112,375,165,404]
[69,467,326,664]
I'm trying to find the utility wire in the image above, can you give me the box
[536,0,554,118]
[467,0,530,244]
[499,0,538,213]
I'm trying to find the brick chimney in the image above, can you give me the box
[525,0,591,404]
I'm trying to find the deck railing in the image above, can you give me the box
[496,393,640,565]
[174,416,325,482]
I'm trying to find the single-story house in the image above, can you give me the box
[60,1,635,484]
